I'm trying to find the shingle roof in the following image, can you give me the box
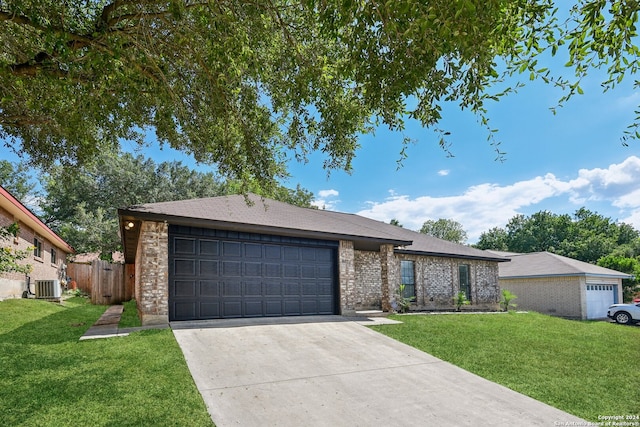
[0,185,74,253]
[390,225,508,261]
[496,251,633,279]
[118,193,506,261]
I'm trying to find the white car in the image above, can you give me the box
[607,303,640,325]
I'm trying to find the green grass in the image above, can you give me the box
[370,312,640,422]
[118,299,142,328]
[0,298,213,427]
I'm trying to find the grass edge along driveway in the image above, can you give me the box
[0,298,213,427]
[370,312,640,423]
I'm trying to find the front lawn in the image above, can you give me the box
[370,312,640,422]
[0,298,213,427]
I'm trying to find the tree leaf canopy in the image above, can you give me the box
[1,1,638,188]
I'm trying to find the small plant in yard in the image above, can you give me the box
[66,288,86,298]
[500,289,518,312]
[393,284,413,313]
[454,291,470,311]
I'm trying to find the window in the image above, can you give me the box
[400,260,416,300]
[51,248,57,264]
[459,264,471,302]
[33,237,42,259]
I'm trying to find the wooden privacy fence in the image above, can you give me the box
[68,260,132,305]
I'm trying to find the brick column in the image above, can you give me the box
[380,244,395,312]
[136,220,169,325]
[338,240,356,315]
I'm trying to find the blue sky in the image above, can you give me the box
[3,55,640,244]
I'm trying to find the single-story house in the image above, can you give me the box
[492,251,633,320]
[0,185,74,299]
[118,194,508,325]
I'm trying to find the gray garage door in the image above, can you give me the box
[168,226,338,321]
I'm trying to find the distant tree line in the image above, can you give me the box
[473,209,640,301]
[0,153,313,260]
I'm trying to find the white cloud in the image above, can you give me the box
[437,169,450,176]
[318,189,339,198]
[312,189,340,210]
[356,156,640,242]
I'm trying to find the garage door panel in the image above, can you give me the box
[200,302,220,318]
[283,247,299,260]
[302,300,318,315]
[222,241,242,257]
[244,300,263,317]
[244,243,262,258]
[264,263,281,277]
[222,301,243,317]
[174,237,196,254]
[223,281,242,297]
[174,259,196,275]
[301,265,316,278]
[316,249,331,262]
[317,283,333,296]
[317,299,334,314]
[265,300,283,315]
[174,280,196,297]
[222,261,242,276]
[174,302,197,320]
[302,283,318,295]
[245,281,263,296]
[199,239,219,256]
[284,300,301,315]
[199,260,219,276]
[265,245,281,259]
[200,281,220,297]
[586,284,615,319]
[317,266,332,279]
[265,282,282,296]
[301,248,317,261]
[283,265,299,277]
[284,283,301,296]
[169,227,337,321]
[244,262,262,277]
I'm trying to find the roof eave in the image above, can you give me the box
[118,209,413,250]
[1,186,74,254]
[500,272,633,280]
[395,248,510,262]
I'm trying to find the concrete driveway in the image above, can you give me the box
[172,316,585,427]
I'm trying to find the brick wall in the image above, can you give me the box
[135,220,169,325]
[404,255,499,311]
[338,240,356,315]
[0,206,69,299]
[351,246,501,312]
[353,250,382,309]
[500,276,583,318]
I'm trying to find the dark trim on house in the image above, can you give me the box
[394,249,510,263]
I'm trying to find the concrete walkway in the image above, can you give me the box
[172,316,587,427]
[79,305,168,340]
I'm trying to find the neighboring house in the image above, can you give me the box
[0,185,74,299]
[119,194,507,325]
[493,251,633,320]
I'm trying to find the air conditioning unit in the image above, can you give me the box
[35,279,61,299]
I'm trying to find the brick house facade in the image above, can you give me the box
[495,251,630,320]
[0,186,73,299]
[120,195,506,325]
